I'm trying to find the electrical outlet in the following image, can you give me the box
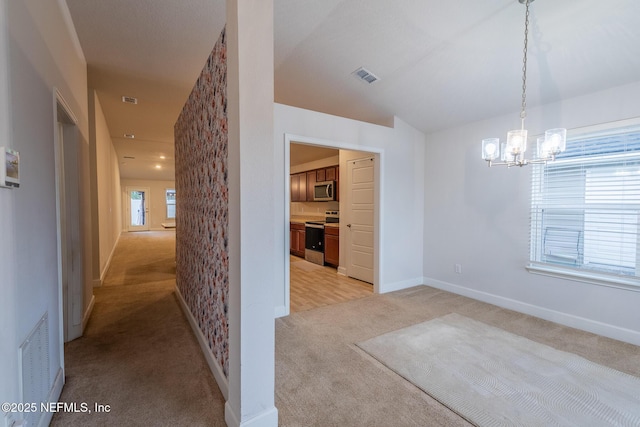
[455,264,462,274]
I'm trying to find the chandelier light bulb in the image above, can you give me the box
[482,138,500,160]
[536,136,550,159]
[544,128,567,155]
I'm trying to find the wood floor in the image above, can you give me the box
[289,255,373,312]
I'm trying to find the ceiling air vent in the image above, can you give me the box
[352,67,379,84]
[122,96,138,104]
[123,156,135,159]
[124,134,135,139]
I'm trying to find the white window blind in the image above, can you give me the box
[530,124,640,285]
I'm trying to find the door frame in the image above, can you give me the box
[125,186,151,231]
[53,89,84,353]
[282,133,382,317]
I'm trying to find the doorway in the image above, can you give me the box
[127,187,150,231]
[54,90,84,343]
[285,136,381,316]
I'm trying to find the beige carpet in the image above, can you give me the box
[276,286,640,427]
[52,231,226,426]
[51,231,640,426]
[358,313,640,426]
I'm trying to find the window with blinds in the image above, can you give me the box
[529,123,640,287]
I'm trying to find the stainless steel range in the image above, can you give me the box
[304,211,339,265]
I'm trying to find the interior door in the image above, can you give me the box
[346,157,375,283]
[127,187,150,231]
[56,120,83,342]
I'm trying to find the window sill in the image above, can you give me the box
[526,263,640,293]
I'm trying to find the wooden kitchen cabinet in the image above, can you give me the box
[306,170,316,201]
[290,222,306,257]
[290,173,307,202]
[291,164,339,202]
[334,166,339,201]
[324,226,339,267]
[325,166,336,181]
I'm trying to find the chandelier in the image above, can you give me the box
[481,0,566,167]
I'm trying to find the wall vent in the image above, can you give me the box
[122,96,138,104]
[352,67,380,84]
[19,313,50,427]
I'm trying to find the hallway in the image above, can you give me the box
[52,231,226,426]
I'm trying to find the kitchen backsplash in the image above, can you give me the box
[291,201,339,217]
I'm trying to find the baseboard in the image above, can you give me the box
[174,285,229,400]
[423,277,640,346]
[99,233,121,284]
[337,266,347,276]
[225,402,278,427]
[379,276,424,294]
[82,294,95,332]
[39,367,64,427]
[274,305,287,318]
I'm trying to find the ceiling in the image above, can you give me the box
[65,0,640,181]
[290,144,338,167]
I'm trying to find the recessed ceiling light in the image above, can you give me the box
[124,134,135,139]
[352,67,379,84]
[122,96,138,104]
[160,155,166,160]
[155,165,161,169]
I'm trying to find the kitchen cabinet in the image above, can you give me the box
[306,170,316,201]
[290,173,307,202]
[325,166,336,181]
[334,166,339,201]
[290,222,306,257]
[324,226,339,267]
[291,164,339,202]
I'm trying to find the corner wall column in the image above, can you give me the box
[225,0,278,426]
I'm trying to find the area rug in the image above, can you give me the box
[291,259,323,272]
[357,313,640,426]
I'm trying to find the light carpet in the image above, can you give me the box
[358,313,640,427]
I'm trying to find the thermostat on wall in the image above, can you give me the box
[0,146,20,188]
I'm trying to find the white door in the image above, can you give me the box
[55,114,83,342]
[346,157,375,283]
[127,187,150,231]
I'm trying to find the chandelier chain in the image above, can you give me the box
[520,0,530,124]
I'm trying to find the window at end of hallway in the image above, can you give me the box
[166,188,176,219]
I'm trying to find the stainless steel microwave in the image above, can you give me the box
[313,181,335,201]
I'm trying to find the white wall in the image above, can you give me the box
[226,0,278,425]
[120,179,175,231]
[0,0,88,421]
[423,81,640,345]
[274,103,426,315]
[94,93,122,282]
[0,0,19,414]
